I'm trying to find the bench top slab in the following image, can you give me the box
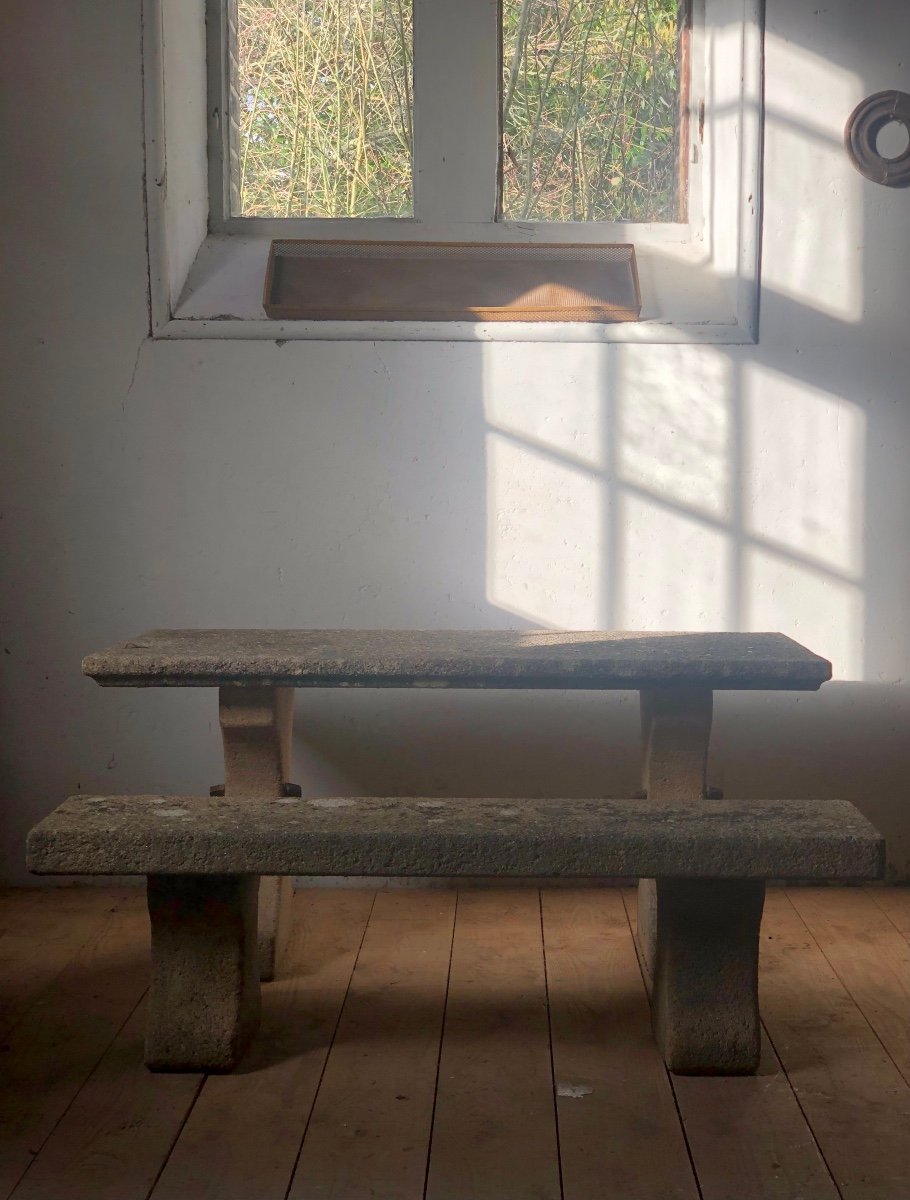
[83,630,832,690]
[28,794,881,881]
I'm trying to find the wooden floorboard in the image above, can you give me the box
[788,887,910,1087]
[620,887,841,1200]
[8,1002,201,1200]
[0,889,136,1041]
[543,889,697,1200]
[0,891,150,1199]
[287,890,456,1200]
[152,889,375,1200]
[2,885,910,1200]
[865,885,910,941]
[673,1032,841,1200]
[425,889,560,1200]
[761,890,910,1200]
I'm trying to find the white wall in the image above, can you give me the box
[2,0,910,884]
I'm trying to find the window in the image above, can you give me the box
[227,0,415,219]
[500,0,686,224]
[220,0,687,227]
[144,0,763,340]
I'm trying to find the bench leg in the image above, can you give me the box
[145,874,261,1072]
[637,687,713,978]
[652,878,765,1075]
[219,685,295,981]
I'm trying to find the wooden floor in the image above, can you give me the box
[2,887,910,1200]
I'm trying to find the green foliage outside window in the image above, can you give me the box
[502,0,683,222]
[231,0,683,222]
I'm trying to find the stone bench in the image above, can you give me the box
[27,792,883,1075]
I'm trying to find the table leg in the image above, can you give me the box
[145,873,260,1071]
[219,685,295,981]
[652,878,764,1074]
[636,687,713,978]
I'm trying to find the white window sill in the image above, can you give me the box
[158,234,757,345]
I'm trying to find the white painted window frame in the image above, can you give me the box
[144,0,764,342]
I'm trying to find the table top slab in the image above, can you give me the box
[83,629,832,690]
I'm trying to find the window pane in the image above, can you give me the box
[229,0,413,217]
[501,0,686,222]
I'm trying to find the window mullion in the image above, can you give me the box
[413,0,500,224]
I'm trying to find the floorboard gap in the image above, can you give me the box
[141,1074,207,1200]
[420,890,458,1200]
[281,890,378,1200]
[783,890,910,1087]
[539,890,566,1200]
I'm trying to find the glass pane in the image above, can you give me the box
[501,0,686,222]
[229,0,414,217]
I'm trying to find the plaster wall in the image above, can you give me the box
[2,0,909,884]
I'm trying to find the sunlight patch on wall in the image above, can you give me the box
[616,347,731,520]
[763,34,862,323]
[742,364,866,680]
[486,431,602,628]
[744,371,865,578]
[702,5,762,294]
[482,346,604,470]
[614,493,731,631]
[744,546,864,681]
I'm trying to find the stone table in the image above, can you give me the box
[83,629,833,979]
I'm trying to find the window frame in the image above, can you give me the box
[143,0,764,342]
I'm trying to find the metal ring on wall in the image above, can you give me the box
[844,91,910,187]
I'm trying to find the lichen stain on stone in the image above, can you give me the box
[309,798,357,809]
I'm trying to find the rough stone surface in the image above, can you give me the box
[638,686,714,978]
[652,878,765,1074]
[218,685,294,981]
[256,875,292,979]
[82,629,833,690]
[145,873,260,1072]
[28,794,884,880]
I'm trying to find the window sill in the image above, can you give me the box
[158,234,757,345]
